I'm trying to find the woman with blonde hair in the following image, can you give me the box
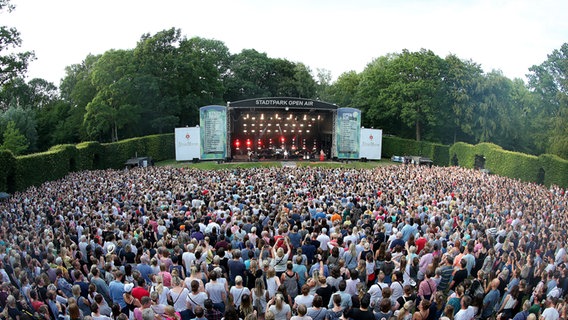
[150,274,170,306]
[246,258,263,289]
[266,267,281,299]
[272,238,292,278]
[238,294,255,319]
[252,278,270,315]
[168,275,190,313]
[267,293,292,320]
[163,305,181,320]
[343,243,358,270]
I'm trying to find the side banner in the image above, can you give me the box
[175,127,200,161]
[335,108,361,159]
[199,105,227,160]
[359,128,382,160]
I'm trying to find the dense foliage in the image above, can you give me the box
[0,20,566,161]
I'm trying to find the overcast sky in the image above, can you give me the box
[4,0,568,86]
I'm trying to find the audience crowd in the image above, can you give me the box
[0,164,566,320]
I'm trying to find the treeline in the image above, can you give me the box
[0,28,566,159]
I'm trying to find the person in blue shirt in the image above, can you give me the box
[482,279,501,320]
[109,270,126,310]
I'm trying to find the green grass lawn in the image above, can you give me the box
[156,159,396,170]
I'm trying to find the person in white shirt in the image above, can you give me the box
[541,298,560,320]
[294,284,315,309]
[317,229,330,251]
[454,296,474,320]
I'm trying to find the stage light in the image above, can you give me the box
[281,136,285,143]
[243,129,247,133]
[267,129,271,132]
[312,118,316,121]
[246,139,251,146]
[298,130,302,133]
[235,139,241,148]
[291,130,295,133]
[261,114,264,120]
[284,123,288,126]
[268,123,271,126]
[303,115,307,120]
[306,130,310,133]
[243,124,247,127]
[251,123,255,126]
[300,124,304,127]
[292,124,296,127]
[246,114,250,119]
[318,115,321,120]
[308,124,311,127]
[275,114,279,119]
[283,130,286,132]
[252,117,256,120]
[251,130,255,133]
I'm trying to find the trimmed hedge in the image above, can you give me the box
[0,150,16,193]
[1,133,175,192]
[76,141,104,171]
[449,141,568,186]
[15,146,76,191]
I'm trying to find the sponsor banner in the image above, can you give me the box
[360,128,382,160]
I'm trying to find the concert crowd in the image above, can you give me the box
[0,164,566,320]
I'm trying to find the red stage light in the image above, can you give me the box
[281,136,285,143]
[246,139,251,146]
[235,139,241,148]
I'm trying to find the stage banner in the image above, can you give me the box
[335,108,361,159]
[360,128,382,160]
[175,127,200,161]
[199,105,227,160]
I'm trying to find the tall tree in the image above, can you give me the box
[357,50,447,141]
[0,120,28,155]
[0,105,37,151]
[0,0,35,85]
[443,54,484,144]
[84,49,140,141]
[315,68,333,102]
[223,49,275,101]
[527,43,568,158]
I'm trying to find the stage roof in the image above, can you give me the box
[228,97,338,111]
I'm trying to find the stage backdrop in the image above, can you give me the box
[199,105,227,160]
[335,108,361,159]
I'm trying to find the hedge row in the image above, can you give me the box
[0,134,174,193]
[1,133,567,193]
[449,142,568,186]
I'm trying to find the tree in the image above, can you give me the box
[224,49,276,101]
[315,68,333,101]
[0,0,35,85]
[443,54,484,144]
[0,105,37,151]
[357,50,447,141]
[84,49,141,141]
[329,71,360,109]
[527,43,568,158]
[0,121,28,155]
